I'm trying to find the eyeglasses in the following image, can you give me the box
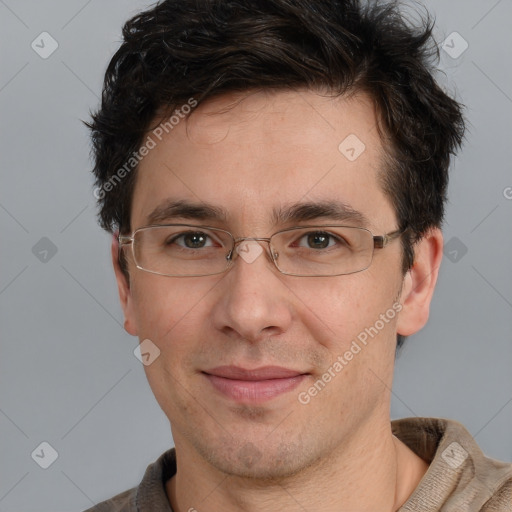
[118,224,403,277]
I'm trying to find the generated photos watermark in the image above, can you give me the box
[93,97,198,200]
[134,339,161,366]
[441,441,469,469]
[298,302,403,405]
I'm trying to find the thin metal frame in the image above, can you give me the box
[118,224,404,277]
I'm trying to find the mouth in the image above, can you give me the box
[202,366,309,404]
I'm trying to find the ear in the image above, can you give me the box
[111,234,138,336]
[396,228,443,336]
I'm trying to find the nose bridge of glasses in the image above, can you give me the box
[233,236,272,244]
[229,236,276,262]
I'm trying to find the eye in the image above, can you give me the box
[296,231,341,250]
[170,231,215,249]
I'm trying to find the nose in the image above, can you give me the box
[211,240,293,344]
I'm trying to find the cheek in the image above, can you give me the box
[130,278,211,407]
[294,274,400,413]
[130,276,211,349]
[288,271,399,350]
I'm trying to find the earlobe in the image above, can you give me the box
[111,234,138,336]
[396,229,443,337]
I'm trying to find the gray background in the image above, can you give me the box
[0,1,511,511]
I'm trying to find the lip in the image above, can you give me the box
[203,366,308,403]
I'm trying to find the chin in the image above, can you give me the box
[196,437,323,482]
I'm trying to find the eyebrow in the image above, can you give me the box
[145,199,369,227]
[273,200,369,226]
[146,199,228,225]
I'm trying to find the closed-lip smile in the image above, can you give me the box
[203,366,308,403]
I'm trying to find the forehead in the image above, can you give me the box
[131,89,396,232]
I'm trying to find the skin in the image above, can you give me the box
[112,89,443,511]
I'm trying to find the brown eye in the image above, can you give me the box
[306,232,331,249]
[169,231,213,249]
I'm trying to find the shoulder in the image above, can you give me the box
[482,476,512,511]
[82,487,137,512]
[393,417,512,511]
[82,448,177,512]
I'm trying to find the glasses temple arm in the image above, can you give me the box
[373,228,405,249]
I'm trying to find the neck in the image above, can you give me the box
[166,421,429,512]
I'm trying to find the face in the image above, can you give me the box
[115,90,431,480]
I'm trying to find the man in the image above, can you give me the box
[85,0,512,510]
